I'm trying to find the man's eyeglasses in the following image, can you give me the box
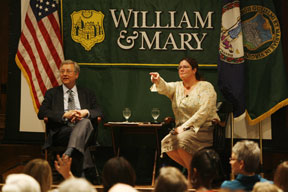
[60,70,75,74]
[177,65,191,70]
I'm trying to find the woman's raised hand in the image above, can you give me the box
[54,154,74,179]
[149,72,160,84]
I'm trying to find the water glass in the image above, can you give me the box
[122,108,131,122]
[151,108,160,123]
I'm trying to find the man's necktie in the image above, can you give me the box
[67,90,75,110]
[67,90,76,127]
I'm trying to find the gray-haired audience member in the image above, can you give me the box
[108,183,139,192]
[221,140,272,191]
[252,182,283,192]
[2,173,41,192]
[154,166,188,192]
[58,178,97,192]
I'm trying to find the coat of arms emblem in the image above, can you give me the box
[71,10,105,51]
[241,5,280,60]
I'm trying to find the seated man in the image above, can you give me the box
[221,140,272,191]
[38,60,103,177]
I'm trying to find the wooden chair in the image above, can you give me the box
[212,101,233,153]
[43,117,102,184]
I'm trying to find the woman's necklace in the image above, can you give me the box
[184,81,198,96]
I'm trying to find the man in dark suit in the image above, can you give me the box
[38,60,103,178]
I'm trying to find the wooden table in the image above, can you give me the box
[104,122,168,186]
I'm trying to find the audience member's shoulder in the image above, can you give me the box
[108,183,139,192]
[255,174,272,184]
[221,179,244,191]
[260,177,273,183]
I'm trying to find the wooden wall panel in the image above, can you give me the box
[0,0,9,139]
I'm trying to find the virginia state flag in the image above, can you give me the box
[241,0,288,125]
[218,0,246,119]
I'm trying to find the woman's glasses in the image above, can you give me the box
[177,65,191,70]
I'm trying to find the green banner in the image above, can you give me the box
[241,0,288,124]
[61,0,221,66]
[60,0,223,146]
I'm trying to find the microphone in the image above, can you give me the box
[68,97,71,102]
[186,95,189,98]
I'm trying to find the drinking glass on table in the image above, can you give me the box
[151,108,160,123]
[122,108,131,122]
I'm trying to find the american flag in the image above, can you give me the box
[15,0,64,112]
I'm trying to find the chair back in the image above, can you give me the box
[212,101,233,152]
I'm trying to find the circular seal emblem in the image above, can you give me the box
[241,5,281,60]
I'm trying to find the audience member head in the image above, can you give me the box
[23,158,52,192]
[274,161,288,192]
[190,148,223,189]
[2,173,41,192]
[231,140,260,175]
[252,182,282,192]
[102,156,136,192]
[58,178,97,192]
[154,166,188,192]
[108,183,139,192]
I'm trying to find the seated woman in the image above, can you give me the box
[150,57,219,180]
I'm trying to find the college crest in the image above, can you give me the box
[219,1,244,64]
[241,5,281,60]
[71,10,105,51]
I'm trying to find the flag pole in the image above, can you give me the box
[230,112,234,151]
[259,121,264,177]
[60,0,63,42]
[230,112,234,180]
